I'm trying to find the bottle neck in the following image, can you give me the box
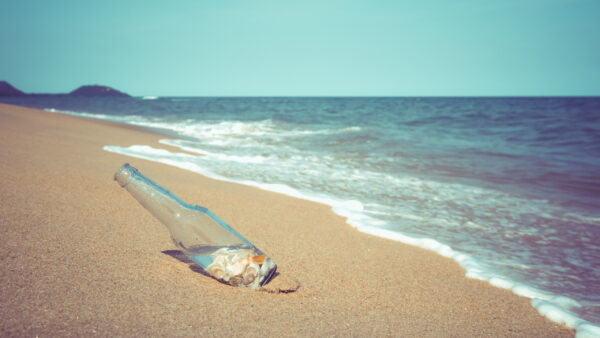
[114,163,190,225]
[114,163,254,250]
[115,163,189,208]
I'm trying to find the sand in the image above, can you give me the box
[0,103,573,336]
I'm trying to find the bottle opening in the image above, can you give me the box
[114,163,136,187]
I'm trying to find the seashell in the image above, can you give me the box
[229,260,248,277]
[211,268,225,280]
[229,275,243,286]
[243,266,258,285]
[204,247,273,288]
[251,255,266,264]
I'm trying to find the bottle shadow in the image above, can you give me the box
[161,249,212,278]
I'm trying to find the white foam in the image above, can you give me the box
[103,145,227,182]
[45,108,113,121]
[576,323,600,338]
[532,298,600,337]
[142,118,361,143]
[44,108,200,137]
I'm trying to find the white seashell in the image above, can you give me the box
[210,267,225,280]
[243,265,258,285]
[229,260,248,276]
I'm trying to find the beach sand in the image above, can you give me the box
[0,103,573,336]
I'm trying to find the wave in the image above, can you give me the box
[44,108,362,144]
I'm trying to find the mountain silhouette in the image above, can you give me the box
[0,81,131,97]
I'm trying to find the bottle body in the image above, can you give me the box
[114,163,276,288]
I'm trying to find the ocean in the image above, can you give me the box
[3,96,599,334]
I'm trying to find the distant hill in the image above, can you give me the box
[69,85,131,97]
[0,81,26,96]
[0,81,131,97]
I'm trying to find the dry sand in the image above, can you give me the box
[0,103,573,336]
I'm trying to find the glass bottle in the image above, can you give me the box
[114,163,277,288]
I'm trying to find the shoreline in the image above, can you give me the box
[104,139,595,331]
[0,103,574,336]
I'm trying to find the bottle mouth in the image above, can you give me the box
[114,163,137,187]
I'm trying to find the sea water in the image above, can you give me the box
[3,96,599,334]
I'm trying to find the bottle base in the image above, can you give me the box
[188,245,277,288]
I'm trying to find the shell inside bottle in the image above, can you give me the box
[203,247,277,288]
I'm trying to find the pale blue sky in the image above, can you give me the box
[1,0,599,96]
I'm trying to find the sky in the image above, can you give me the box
[1,0,599,96]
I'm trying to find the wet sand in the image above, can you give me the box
[0,103,573,336]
